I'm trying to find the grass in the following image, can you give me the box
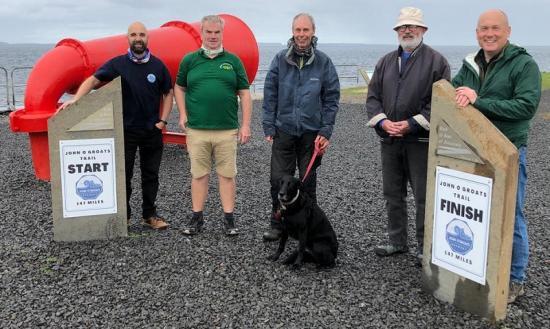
[128,231,150,238]
[341,86,367,96]
[40,256,60,275]
[542,72,550,91]
[341,71,550,97]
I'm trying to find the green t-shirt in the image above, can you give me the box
[176,49,250,130]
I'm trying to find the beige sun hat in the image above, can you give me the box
[393,7,428,30]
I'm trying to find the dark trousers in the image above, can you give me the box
[270,130,321,229]
[381,139,428,248]
[124,128,163,219]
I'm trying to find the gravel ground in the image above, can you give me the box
[0,93,548,328]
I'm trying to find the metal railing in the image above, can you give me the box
[0,66,10,112]
[0,66,32,112]
[10,66,32,110]
[0,67,9,112]
[334,64,360,84]
[1,64,370,111]
[250,64,365,93]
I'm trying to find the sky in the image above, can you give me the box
[1,0,549,46]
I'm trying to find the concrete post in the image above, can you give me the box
[48,78,127,241]
[422,80,518,321]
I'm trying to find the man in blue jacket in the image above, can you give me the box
[262,13,340,241]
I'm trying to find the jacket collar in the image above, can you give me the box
[285,47,316,68]
[463,42,514,77]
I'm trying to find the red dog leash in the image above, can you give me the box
[302,140,325,183]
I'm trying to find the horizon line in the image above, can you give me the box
[2,41,550,48]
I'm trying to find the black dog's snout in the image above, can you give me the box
[278,184,288,201]
[278,175,301,204]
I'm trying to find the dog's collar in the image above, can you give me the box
[279,190,300,210]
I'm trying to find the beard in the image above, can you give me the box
[130,40,146,54]
[398,34,422,50]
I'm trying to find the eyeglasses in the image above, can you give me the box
[397,25,420,32]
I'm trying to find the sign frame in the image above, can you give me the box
[432,166,493,285]
[59,138,117,218]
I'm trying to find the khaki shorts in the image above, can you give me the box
[186,128,238,178]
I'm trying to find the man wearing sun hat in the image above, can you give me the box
[366,7,450,260]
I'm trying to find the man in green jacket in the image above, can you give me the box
[452,9,541,304]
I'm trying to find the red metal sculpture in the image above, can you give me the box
[9,14,259,180]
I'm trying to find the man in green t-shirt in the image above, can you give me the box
[174,14,252,236]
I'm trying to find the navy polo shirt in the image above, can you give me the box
[95,54,172,129]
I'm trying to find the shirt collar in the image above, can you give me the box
[127,48,151,64]
[200,46,224,58]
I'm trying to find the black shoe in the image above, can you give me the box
[182,216,204,235]
[224,217,239,236]
[263,228,282,241]
[374,244,409,257]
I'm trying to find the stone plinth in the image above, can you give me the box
[48,78,127,241]
[422,80,518,321]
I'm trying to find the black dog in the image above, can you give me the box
[267,175,338,269]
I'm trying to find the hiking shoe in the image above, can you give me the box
[374,244,409,257]
[224,217,239,236]
[263,228,282,241]
[142,215,169,230]
[508,282,525,304]
[182,216,204,235]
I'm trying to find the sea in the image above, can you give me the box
[1,42,550,111]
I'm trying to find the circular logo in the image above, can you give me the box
[75,175,103,200]
[219,63,233,70]
[147,74,156,83]
[445,219,474,255]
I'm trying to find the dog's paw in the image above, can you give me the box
[267,253,280,262]
[316,262,336,270]
[282,251,298,265]
[290,262,303,270]
[282,256,296,265]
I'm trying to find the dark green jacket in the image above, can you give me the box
[452,43,541,148]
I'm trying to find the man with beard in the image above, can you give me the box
[262,13,340,241]
[175,15,252,236]
[452,9,541,303]
[366,7,450,259]
[59,22,173,230]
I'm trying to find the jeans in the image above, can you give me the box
[510,146,529,284]
[124,127,164,219]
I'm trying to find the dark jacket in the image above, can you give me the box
[366,43,450,140]
[452,43,541,148]
[262,48,340,139]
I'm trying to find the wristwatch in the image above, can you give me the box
[159,119,168,125]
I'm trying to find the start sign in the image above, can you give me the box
[59,138,117,218]
[432,166,493,285]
